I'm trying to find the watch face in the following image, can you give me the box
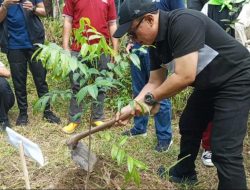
[144,93,154,105]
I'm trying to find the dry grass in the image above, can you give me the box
[0,79,249,189]
[1,27,250,189]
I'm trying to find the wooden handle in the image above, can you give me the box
[19,142,31,190]
[66,112,131,147]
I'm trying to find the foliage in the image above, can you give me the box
[34,17,146,186]
[100,132,148,186]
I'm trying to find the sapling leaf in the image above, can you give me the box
[119,136,128,146]
[111,144,119,159]
[87,85,98,100]
[127,156,134,173]
[129,53,141,70]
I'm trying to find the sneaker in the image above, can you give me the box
[121,129,147,137]
[62,122,79,134]
[16,114,28,126]
[43,110,61,124]
[155,140,173,152]
[0,120,10,131]
[201,150,214,167]
[92,120,104,127]
[157,165,198,185]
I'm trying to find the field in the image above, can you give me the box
[0,20,250,189]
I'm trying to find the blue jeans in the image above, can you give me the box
[130,44,172,143]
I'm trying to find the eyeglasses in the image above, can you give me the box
[127,17,145,40]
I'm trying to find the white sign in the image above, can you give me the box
[6,127,45,166]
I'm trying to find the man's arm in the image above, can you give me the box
[108,20,119,53]
[151,51,198,100]
[22,1,46,17]
[134,67,167,102]
[62,16,73,51]
[0,0,19,22]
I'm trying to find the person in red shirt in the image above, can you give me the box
[62,0,118,134]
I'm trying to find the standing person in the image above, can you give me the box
[187,0,208,10]
[114,0,250,189]
[0,0,61,126]
[122,0,185,152]
[62,0,119,134]
[199,0,244,167]
[0,61,14,131]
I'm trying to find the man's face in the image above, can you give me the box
[128,14,158,45]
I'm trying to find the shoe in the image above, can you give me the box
[121,129,147,137]
[201,150,214,167]
[43,110,61,124]
[155,140,173,152]
[165,166,198,185]
[92,120,104,127]
[62,122,79,134]
[0,120,10,131]
[16,113,28,126]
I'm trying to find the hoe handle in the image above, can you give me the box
[66,112,131,147]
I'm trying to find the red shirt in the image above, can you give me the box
[63,0,117,52]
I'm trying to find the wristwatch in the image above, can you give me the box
[144,92,158,106]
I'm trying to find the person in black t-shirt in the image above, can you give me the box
[113,0,250,189]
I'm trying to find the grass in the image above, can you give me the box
[1,24,250,189]
[0,51,249,189]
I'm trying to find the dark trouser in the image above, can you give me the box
[7,49,49,114]
[187,0,208,10]
[208,3,243,38]
[69,52,110,123]
[0,77,15,122]
[174,70,250,189]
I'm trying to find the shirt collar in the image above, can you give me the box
[156,10,169,43]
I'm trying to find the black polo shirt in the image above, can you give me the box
[150,9,250,90]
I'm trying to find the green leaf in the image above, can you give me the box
[51,93,57,104]
[78,64,88,77]
[111,144,119,159]
[134,159,148,170]
[132,168,141,186]
[119,136,128,146]
[80,43,89,58]
[107,62,115,70]
[127,156,134,173]
[76,86,88,104]
[104,132,111,141]
[69,56,78,72]
[73,73,80,82]
[125,171,132,183]
[95,79,115,88]
[87,85,98,100]
[117,149,126,166]
[129,53,141,70]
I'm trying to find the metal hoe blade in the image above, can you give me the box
[69,142,97,172]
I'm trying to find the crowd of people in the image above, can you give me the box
[0,0,249,189]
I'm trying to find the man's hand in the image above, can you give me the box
[126,42,134,54]
[2,0,20,8]
[115,101,160,126]
[22,0,34,11]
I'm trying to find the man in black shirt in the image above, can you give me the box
[113,0,250,189]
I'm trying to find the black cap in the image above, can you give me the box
[113,0,158,38]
